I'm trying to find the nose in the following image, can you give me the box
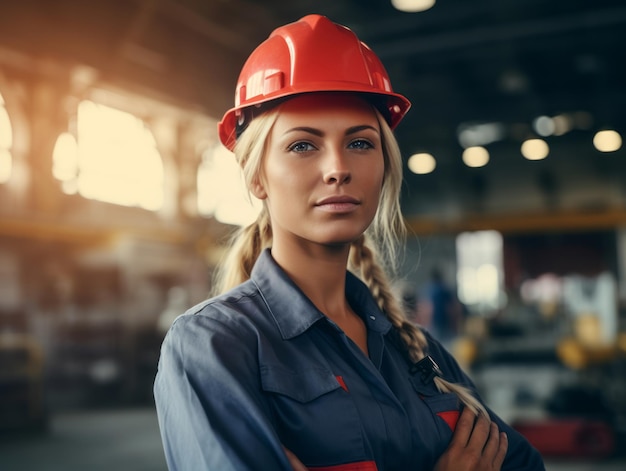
[322,148,351,185]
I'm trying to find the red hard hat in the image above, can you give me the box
[218,14,411,150]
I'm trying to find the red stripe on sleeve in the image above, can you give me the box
[309,461,378,471]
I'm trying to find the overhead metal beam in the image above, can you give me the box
[405,207,626,236]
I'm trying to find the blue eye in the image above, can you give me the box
[348,139,374,150]
[288,141,316,153]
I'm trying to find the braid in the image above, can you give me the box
[211,110,279,296]
[213,211,272,295]
[351,236,487,416]
[350,236,429,358]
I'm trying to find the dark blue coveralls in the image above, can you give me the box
[154,249,545,470]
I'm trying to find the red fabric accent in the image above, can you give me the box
[437,410,460,431]
[335,375,348,393]
[513,419,615,458]
[309,461,378,471]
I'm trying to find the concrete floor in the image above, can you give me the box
[0,407,167,471]
[0,407,625,471]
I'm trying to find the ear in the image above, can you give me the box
[250,178,267,200]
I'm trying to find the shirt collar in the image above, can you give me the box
[251,249,392,340]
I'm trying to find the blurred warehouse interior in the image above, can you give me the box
[0,0,626,462]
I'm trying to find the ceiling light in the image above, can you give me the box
[521,139,549,160]
[532,116,555,137]
[593,130,622,152]
[462,146,489,168]
[457,122,505,148]
[552,114,572,136]
[408,153,436,174]
[391,0,436,13]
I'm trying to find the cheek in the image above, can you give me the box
[371,161,386,192]
[262,164,305,206]
[370,164,385,207]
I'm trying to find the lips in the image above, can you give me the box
[315,195,361,212]
[316,195,360,205]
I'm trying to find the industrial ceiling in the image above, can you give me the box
[1,0,625,227]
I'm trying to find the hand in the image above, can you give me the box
[283,446,308,471]
[434,407,508,471]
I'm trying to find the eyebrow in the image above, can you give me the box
[284,124,380,137]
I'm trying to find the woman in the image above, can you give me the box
[154,14,545,471]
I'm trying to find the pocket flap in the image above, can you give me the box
[261,364,340,403]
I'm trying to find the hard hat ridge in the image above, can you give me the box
[218,14,411,150]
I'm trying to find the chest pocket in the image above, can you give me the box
[409,374,461,442]
[261,364,339,402]
[260,364,368,467]
[421,393,461,432]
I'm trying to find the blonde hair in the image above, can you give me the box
[212,100,487,416]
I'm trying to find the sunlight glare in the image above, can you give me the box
[197,145,261,226]
[0,106,13,150]
[0,149,12,183]
[73,100,164,210]
[0,93,12,184]
[53,132,78,181]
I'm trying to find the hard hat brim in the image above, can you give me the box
[218,87,411,151]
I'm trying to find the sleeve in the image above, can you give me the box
[424,332,546,471]
[153,311,293,471]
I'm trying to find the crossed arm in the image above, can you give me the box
[284,407,508,471]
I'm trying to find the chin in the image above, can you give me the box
[316,231,366,247]
[306,220,373,247]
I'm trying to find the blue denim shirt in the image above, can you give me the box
[154,249,544,470]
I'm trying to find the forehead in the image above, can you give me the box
[273,93,379,127]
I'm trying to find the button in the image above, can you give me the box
[369,316,376,320]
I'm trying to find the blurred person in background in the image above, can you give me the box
[153,14,544,471]
[400,283,422,324]
[420,267,466,346]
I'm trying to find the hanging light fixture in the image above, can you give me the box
[391,0,436,13]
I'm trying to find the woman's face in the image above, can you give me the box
[251,93,385,251]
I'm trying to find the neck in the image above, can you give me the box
[271,241,352,320]
[271,238,370,357]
